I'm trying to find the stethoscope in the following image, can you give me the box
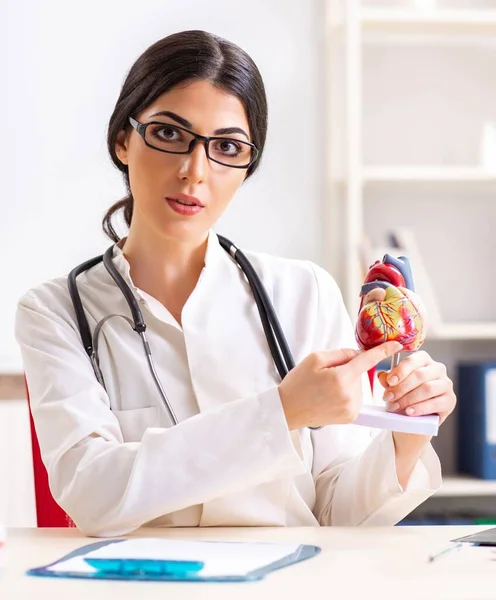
[68,235,321,430]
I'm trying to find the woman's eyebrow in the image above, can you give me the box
[148,110,249,139]
[213,127,249,139]
[149,110,191,128]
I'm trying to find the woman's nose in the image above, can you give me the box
[178,142,209,183]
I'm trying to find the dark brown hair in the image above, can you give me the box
[103,30,268,242]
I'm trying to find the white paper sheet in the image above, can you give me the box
[47,538,302,577]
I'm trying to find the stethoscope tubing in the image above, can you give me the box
[68,236,321,430]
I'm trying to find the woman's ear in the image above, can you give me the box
[115,129,129,165]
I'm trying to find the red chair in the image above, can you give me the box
[26,382,75,527]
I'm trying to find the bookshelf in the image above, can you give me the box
[407,475,496,524]
[362,166,496,184]
[428,323,496,341]
[325,0,496,331]
[359,8,496,35]
[437,476,496,498]
[325,0,496,511]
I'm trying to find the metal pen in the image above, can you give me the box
[427,541,463,563]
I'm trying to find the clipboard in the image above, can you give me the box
[26,537,321,582]
[451,527,496,546]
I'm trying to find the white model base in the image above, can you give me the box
[354,405,440,436]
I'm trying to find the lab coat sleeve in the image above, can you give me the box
[15,292,306,537]
[308,264,442,526]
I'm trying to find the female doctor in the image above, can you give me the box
[15,30,456,537]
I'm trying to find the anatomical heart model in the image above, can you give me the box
[352,254,439,436]
[355,254,427,359]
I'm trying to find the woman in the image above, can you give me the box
[15,30,455,537]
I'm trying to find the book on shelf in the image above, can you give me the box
[457,363,496,481]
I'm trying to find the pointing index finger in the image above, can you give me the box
[344,341,403,377]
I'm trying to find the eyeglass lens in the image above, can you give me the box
[145,123,254,167]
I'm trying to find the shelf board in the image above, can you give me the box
[360,8,496,36]
[362,166,496,184]
[435,476,496,497]
[428,323,496,341]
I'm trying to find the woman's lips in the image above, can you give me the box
[165,194,205,216]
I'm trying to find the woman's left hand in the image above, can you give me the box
[377,350,456,425]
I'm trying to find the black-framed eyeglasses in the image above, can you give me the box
[128,117,259,169]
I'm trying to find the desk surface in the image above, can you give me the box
[2,526,495,599]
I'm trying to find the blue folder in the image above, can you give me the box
[26,538,321,582]
[457,362,496,480]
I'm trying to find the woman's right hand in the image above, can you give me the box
[278,340,402,430]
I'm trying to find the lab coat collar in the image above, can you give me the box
[110,229,225,291]
[103,230,226,328]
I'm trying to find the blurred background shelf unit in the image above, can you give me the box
[360,7,496,35]
[405,474,496,524]
[325,0,496,517]
[437,475,496,498]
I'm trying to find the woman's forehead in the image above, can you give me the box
[139,80,250,132]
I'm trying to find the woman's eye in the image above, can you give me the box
[157,126,180,140]
[215,139,241,155]
[149,124,183,144]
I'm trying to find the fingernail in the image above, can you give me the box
[406,407,414,415]
[389,402,400,412]
[388,375,399,385]
[384,392,394,402]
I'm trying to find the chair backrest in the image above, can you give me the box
[25,381,74,527]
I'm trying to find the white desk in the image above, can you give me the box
[2,526,495,599]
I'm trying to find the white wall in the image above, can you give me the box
[0,400,36,527]
[2,0,327,373]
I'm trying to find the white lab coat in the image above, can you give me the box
[15,231,441,537]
